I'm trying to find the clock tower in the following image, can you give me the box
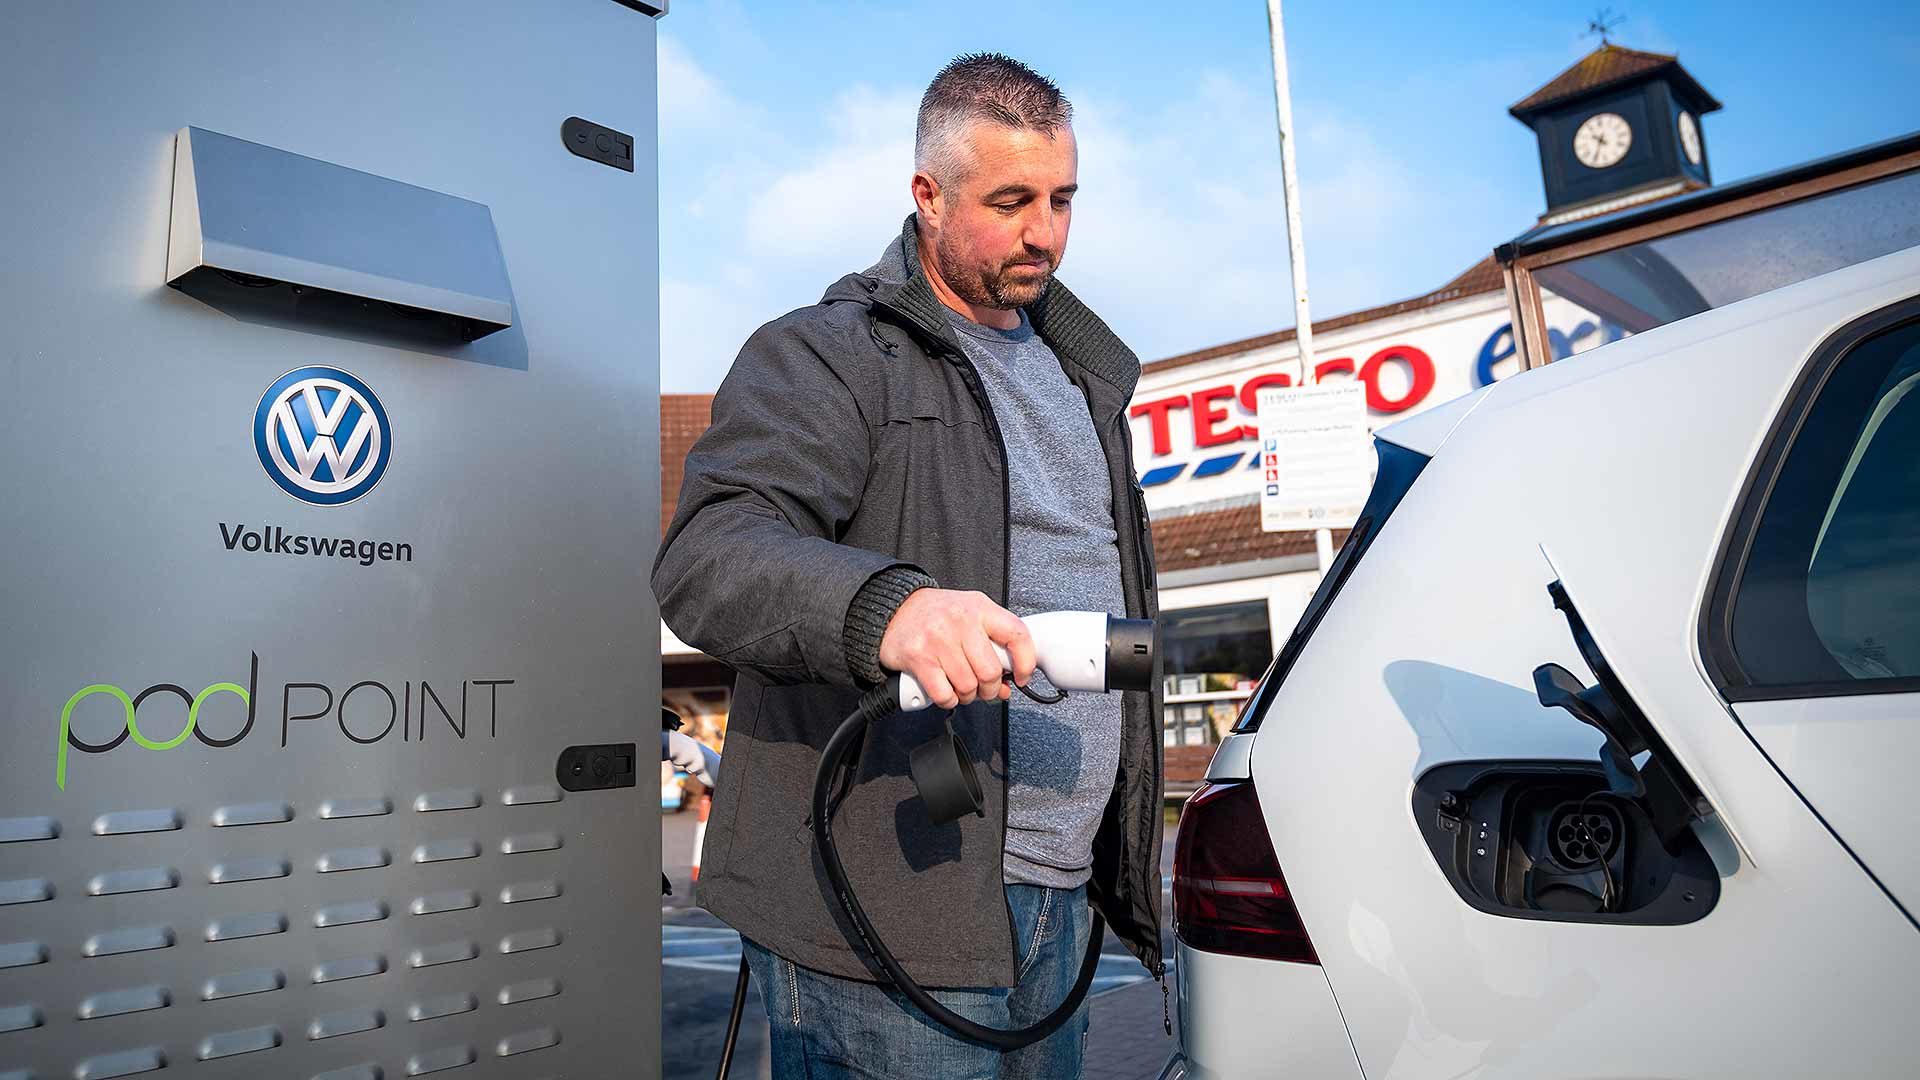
[1511,44,1722,223]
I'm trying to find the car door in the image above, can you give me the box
[1704,299,1920,921]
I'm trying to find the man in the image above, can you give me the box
[654,53,1162,1078]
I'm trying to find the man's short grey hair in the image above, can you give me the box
[915,53,1073,187]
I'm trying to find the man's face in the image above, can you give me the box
[922,123,1078,310]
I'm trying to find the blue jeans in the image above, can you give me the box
[741,883,1093,1079]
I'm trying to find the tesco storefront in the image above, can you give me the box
[1136,269,1622,765]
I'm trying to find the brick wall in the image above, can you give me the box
[660,394,714,537]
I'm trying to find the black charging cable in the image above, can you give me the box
[714,955,750,1080]
[716,678,1105,1078]
[813,677,1105,1050]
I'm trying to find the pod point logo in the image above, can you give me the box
[254,366,391,505]
[55,654,516,790]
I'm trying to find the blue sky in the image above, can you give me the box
[657,1,1919,391]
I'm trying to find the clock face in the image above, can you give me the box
[1572,112,1632,169]
[1678,111,1703,165]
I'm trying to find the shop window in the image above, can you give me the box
[1160,601,1272,747]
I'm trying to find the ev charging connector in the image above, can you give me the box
[901,612,1156,825]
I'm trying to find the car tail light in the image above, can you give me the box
[1172,779,1318,964]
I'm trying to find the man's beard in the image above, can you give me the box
[935,234,1056,310]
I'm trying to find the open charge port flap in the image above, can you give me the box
[1415,760,1720,926]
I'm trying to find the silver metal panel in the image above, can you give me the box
[167,127,517,334]
[0,1,661,1077]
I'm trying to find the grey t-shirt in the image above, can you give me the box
[946,308,1128,889]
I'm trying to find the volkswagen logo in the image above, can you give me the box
[253,366,392,505]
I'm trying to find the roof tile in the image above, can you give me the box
[1150,502,1348,573]
[1509,44,1678,116]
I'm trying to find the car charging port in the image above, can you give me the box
[1510,789,1631,915]
[1550,800,1622,868]
[1413,761,1719,926]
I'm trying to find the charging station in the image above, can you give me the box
[0,3,664,1076]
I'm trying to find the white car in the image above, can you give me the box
[1164,242,1920,1078]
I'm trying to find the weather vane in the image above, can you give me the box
[1585,8,1627,44]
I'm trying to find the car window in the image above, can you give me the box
[1729,318,1920,689]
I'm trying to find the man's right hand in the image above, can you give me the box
[877,589,1037,710]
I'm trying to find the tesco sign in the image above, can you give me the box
[1130,344,1438,457]
[1121,305,1620,461]
[1129,299,1624,499]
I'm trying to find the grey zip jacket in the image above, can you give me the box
[653,215,1163,988]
